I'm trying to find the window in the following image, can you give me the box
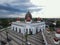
[19,28,21,33]
[36,28,38,30]
[29,28,32,35]
[16,27,17,32]
[13,27,14,31]
[40,29,41,32]
[29,29,31,30]
[26,29,28,34]
[36,28,38,34]
[26,29,28,30]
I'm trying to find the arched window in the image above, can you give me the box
[16,27,17,32]
[13,27,14,31]
[40,29,41,32]
[36,28,38,33]
[29,28,32,35]
[26,29,28,34]
[19,28,21,33]
[29,28,31,32]
[36,28,38,30]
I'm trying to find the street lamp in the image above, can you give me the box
[25,29,28,45]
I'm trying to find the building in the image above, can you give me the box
[55,28,60,38]
[53,28,60,44]
[11,11,46,35]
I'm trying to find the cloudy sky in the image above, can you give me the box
[0,0,60,18]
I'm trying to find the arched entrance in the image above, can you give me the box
[39,29,41,32]
[29,29,32,35]
[36,28,38,34]
[13,27,14,31]
[16,27,17,32]
[19,28,21,33]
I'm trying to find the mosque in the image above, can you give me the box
[11,11,46,35]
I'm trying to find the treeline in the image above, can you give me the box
[0,18,37,28]
[0,18,13,28]
[0,18,60,29]
[49,20,60,28]
[56,21,60,27]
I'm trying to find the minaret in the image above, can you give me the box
[25,11,32,23]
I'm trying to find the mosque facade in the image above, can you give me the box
[11,11,46,34]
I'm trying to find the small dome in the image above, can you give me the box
[25,11,32,22]
[25,11,32,20]
[26,17,31,21]
[16,17,20,21]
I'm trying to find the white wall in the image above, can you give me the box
[32,27,36,34]
[11,22,46,34]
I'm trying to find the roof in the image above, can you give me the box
[56,28,60,34]
[53,37,59,41]
[12,21,45,27]
[25,11,32,19]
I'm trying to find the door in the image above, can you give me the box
[29,29,32,35]
[19,28,21,33]
[16,27,17,32]
[36,28,38,34]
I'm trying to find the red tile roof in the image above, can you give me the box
[53,38,59,42]
[56,29,60,34]
[26,17,31,22]
[17,17,20,21]
[37,17,41,21]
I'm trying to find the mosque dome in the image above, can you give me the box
[25,11,32,22]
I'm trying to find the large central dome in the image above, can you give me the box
[25,11,32,21]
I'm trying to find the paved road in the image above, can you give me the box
[9,29,44,45]
[0,28,44,45]
[28,33,44,45]
[1,31,25,45]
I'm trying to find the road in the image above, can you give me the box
[0,28,44,45]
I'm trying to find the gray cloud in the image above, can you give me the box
[0,0,42,18]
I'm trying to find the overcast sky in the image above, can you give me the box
[0,0,60,18]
